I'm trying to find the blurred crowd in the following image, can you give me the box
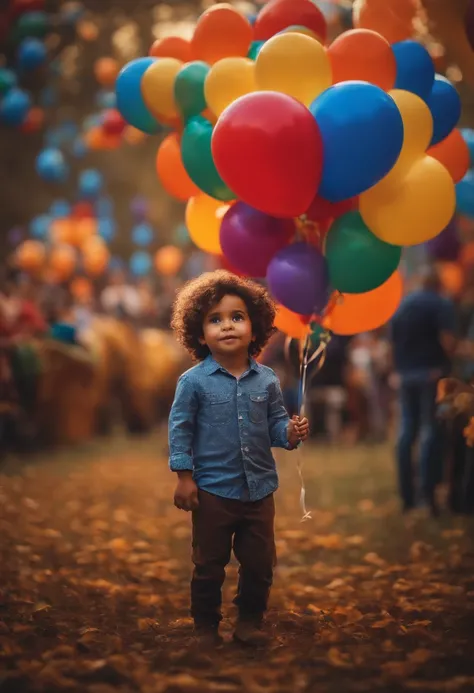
[2,256,474,516]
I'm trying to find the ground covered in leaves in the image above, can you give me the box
[1,436,474,693]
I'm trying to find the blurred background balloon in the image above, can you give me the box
[425,218,460,261]
[155,245,184,276]
[129,250,152,276]
[35,148,68,183]
[17,37,47,71]
[0,87,31,125]
[456,171,474,219]
[353,0,416,44]
[78,169,103,199]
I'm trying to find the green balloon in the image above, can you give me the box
[247,40,265,61]
[325,211,401,294]
[174,61,210,122]
[12,12,49,43]
[181,116,236,202]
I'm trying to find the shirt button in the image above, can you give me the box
[244,447,249,452]
[239,416,243,420]
[237,393,242,397]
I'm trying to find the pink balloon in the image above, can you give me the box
[212,91,323,218]
[220,202,294,277]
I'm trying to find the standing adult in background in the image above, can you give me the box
[390,267,456,516]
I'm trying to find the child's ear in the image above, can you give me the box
[198,336,206,346]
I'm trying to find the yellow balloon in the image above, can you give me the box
[185,193,231,254]
[255,32,332,106]
[205,57,256,117]
[360,155,456,247]
[387,90,433,178]
[141,58,182,119]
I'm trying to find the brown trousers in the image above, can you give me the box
[191,489,276,626]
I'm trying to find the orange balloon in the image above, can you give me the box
[437,261,464,297]
[149,36,192,62]
[70,277,93,301]
[94,57,120,87]
[77,20,99,42]
[123,125,148,145]
[460,242,474,267]
[328,29,396,91]
[156,133,200,201]
[50,218,75,245]
[428,129,470,184]
[274,305,311,339]
[49,244,76,281]
[15,240,45,273]
[155,246,184,276]
[74,218,97,248]
[191,4,253,65]
[84,127,120,150]
[324,271,403,336]
[353,0,416,44]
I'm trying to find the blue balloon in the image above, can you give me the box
[461,129,474,168]
[35,148,68,182]
[427,75,461,146]
[310,82,404,202]
[96,196,114,217]
[0,88,31,126]
[0,68,17,95]
[72,137,87,158]
[98,218,116,243]
[96,89,117,109]
[50,199,71,218]
[17,38,47,71]
[393,40,435,101]
[116,58,160,135]
[456,171,474,219]
[132,223,154,247]
[30,215,51,239]
[130,251,152,276]
[78,169,103,199]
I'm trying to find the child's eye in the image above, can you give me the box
[233,315,244,322]
[210,316,220,324]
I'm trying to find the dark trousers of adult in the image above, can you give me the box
[449,417,474,515]
[191,489,276,627]
[396,379,443,510]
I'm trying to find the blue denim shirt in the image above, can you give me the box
[168,355,291,502]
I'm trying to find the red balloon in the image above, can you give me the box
[102,109,127,136]
[10,0,45,17]
[305,194,359,223]
[254,0,327,43]
[212,92,323,218]
[72,202,95,220]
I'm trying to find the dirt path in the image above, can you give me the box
[1,436,474,693]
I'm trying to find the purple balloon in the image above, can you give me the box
[267,242,330,316]
[425,218,460,261]
[130,195,149,220]
[466,0,474,51]
[220,203,293,277]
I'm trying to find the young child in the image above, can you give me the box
[169,271,309,647]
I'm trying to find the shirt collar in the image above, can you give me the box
[202,354,261,376]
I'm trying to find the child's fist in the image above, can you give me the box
[288,415,310,448]
[174,474,199,512]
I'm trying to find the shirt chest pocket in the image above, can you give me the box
[202,392,233,427]
[249,391,269,424]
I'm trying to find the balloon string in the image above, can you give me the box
[294,332,330,522]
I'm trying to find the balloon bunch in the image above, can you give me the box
[115,0,465,338]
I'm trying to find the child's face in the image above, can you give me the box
[200,294,254,359]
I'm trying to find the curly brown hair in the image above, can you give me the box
[171,270,276,361]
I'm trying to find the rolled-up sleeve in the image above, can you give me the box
[268,379,291,450]
[168,375,198,472]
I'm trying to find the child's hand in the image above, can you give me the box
[287,415,310,448]
[174,473,199,512]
